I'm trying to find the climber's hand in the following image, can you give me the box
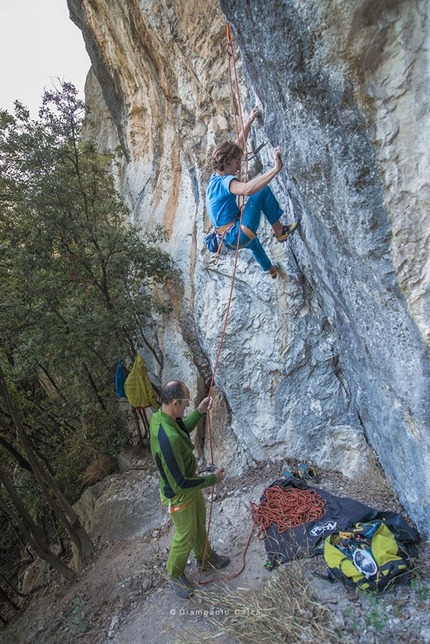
[274,146,283,172]
[247,105,260,123]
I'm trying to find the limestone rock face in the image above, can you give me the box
[68,0,430,535]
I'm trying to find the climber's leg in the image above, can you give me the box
[241,186,284,235]
[245,238,272,272]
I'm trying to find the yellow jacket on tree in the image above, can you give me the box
[124,355,159,409]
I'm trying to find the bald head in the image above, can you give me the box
[161,380,187,405]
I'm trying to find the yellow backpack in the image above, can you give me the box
[323,520,413,592]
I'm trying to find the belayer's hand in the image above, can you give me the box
[214,467,226,484]
[198,396,213,413]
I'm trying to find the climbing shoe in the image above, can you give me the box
[305,467,317,481]
[283,469,303,481]
[169,573,194,599]
[299,463,318,482]
[196,551,231,571]
[267,262,279,279]
[283,465,317,482]
[275,221,298,242]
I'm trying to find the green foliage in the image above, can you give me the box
[411,577,429,603]
[0,82,172,514]
[362,592,387,632]
[65,596,88,639]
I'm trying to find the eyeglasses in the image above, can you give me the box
[175,398,191,404]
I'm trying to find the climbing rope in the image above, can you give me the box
[250,485,327,540]
[197,20,288,585]
[226,20,250,186]
[197,21,251,585]
[204,21,248,478]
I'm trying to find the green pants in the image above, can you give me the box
[164,490,212,578]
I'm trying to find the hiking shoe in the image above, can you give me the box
[196,551,231,571]
[275,221,298,242]
[267,262,279,279]
[169,573,194,599]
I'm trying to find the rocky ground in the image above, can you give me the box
[1,456,429,644]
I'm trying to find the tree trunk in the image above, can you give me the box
[131,407,144,448]
[0,471,76,582]
[0,431,33,474]
[138,407,150,440]
[1,511,35,562]
[0,364,94,564]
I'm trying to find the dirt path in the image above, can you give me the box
[1,461,430,644]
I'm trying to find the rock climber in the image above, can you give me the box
[149,380,230,599]
[206,106,298,278]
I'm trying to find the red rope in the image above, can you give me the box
[205,21,249,467]
[226,21,249,186]
[197,21,252,585]
[250,485,327,540]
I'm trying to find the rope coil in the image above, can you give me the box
[250,485,327,539]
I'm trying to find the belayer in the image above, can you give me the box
[149,380,230,598]
[206,106,298,278]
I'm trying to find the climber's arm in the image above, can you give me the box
[229,147,283,197]
[235,106,259,150]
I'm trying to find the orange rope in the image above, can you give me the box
[226,21,249,186]
[250,485,327,540]
[197,21,252,585]
[205,21,248,470]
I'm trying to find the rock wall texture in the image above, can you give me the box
[68,0,430,535]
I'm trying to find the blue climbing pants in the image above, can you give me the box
[224,185,283,272]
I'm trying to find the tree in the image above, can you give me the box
[0,82,172,579]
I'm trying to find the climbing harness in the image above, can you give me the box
[205,217,257,263]
[212,219,237,261]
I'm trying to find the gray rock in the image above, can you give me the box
[73,472,167,543]
[68,0,430,536]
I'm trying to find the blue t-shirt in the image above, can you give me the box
[206,174,239,228]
